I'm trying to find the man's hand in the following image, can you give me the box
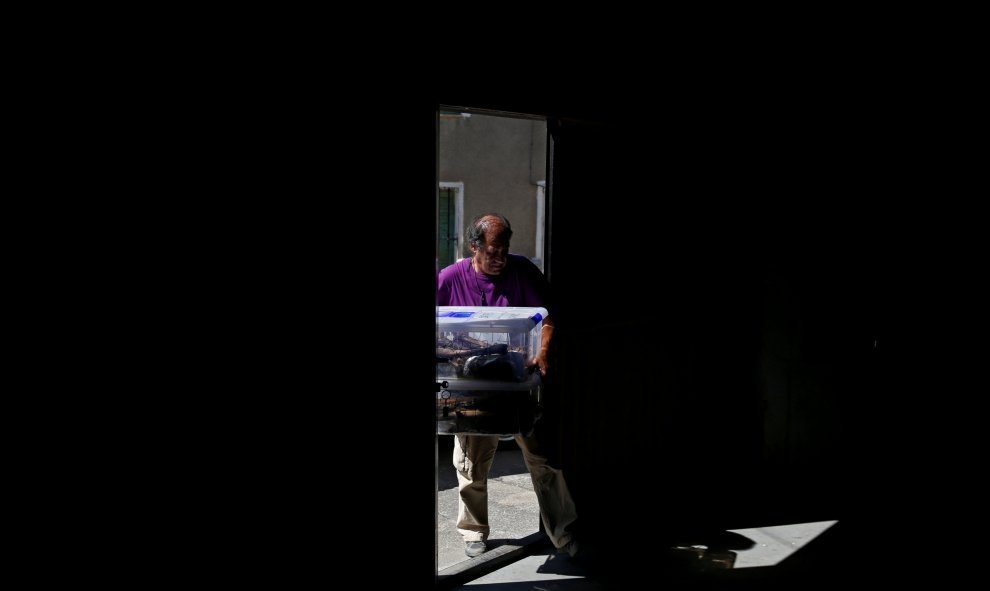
[528,354,548,377]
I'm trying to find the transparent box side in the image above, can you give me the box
[436,321,541,381]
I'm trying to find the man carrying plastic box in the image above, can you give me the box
[436,212,580,559]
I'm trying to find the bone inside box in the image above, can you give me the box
[436,306,546,436]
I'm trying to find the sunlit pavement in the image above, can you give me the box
[437,436,855,589]
[443,514,844,589]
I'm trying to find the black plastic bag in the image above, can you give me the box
[462,351,528,381]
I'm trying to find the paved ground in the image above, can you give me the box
[435,441,851,589]
[446,519,844,589]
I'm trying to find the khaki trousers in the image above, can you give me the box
[453,432,577,549]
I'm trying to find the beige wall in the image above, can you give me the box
[438,112,547,261]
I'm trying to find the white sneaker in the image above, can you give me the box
[465,540,486,557]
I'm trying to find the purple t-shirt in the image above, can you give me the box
[437,254,552,312]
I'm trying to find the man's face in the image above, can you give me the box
[476,229,509,275]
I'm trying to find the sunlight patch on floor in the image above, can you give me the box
[728,520,838,568]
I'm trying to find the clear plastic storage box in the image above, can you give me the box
[436,306,546,436]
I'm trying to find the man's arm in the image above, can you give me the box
[530,314,554,377]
